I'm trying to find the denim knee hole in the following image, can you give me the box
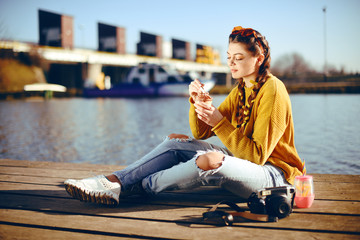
[193,150,224,177]
[165,135,193,143]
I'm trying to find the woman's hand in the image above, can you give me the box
[194,102,223,127]
[188,79,204,100]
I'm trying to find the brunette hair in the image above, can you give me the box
[229,28,271,132]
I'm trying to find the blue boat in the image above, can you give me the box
[83,63,215,97]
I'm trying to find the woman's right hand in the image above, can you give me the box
[189,79,204,100]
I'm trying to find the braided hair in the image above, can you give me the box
[229,27,271,132]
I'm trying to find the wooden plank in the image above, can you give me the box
[1,172,359,193]
[0,174,66,186]
[0,193,359,235]
[315,182,360,191]
[293,200,360,215]
[0,166,113,179]
[0,224,124,240]
[1,175,359,202]
[3,225,347,240]
[1,187,359,217]
[312,173,360,183]
[1,225,356,240]
[1,162,360,201]
[0,159,124,172]
[1,160,359,184]
[0,209,188,240]
[1,163,359,204]
[1,173,359,208]
[0,208,359,240]
[1,179,360,214]
[0,180,240,204]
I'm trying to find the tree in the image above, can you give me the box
[271,53,316,82]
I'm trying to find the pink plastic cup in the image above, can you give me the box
[294,175,315,208]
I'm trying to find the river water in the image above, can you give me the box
[0,94,359,175]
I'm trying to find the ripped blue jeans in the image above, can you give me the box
[113,137,290,199]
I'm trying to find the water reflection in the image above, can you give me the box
[0,94,359,174]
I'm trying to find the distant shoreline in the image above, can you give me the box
[210,81,360,95]
[1,81,360,100]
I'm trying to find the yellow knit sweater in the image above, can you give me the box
[189,74,303,185]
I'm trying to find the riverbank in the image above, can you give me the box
[210,81,360,95]
[0,159,359,239]
[1,81,360,100]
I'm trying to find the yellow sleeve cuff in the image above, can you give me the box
[211,117,235,138]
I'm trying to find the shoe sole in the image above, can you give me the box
[64,183,118,206]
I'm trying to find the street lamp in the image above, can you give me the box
[323,6,327,81]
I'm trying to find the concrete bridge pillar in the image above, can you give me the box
[83,63,103,87]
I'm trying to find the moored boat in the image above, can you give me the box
[83,63,215,97]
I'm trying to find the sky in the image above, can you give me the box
[0,0,359,73]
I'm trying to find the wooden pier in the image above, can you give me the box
[0,159,359,239]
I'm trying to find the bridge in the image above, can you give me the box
[1,40,231,92]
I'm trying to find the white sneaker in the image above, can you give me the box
[64,175,121,206]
